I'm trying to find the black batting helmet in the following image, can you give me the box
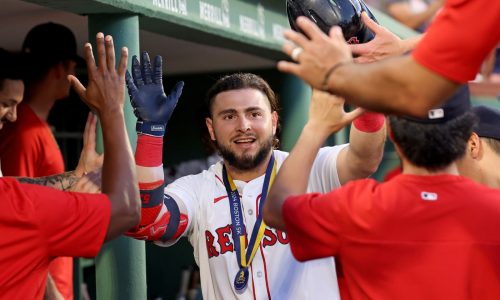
[286,0,378,44]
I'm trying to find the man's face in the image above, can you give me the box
[58,60,77,99]
[206,88,278,171]
[0,79,24,130]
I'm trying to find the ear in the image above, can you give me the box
[205,117,216,141]
[468,132,482,160]
[271,111,278,135]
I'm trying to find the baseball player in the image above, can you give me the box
[125,52,386,299]
[264,85,500,299]
[0,34,140,299]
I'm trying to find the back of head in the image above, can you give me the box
[205,73,280,117]
[0,48,26,90]
[389,86,477,171]
[22,22,80,83]
[286,0,377,44]
[473,105,500,155]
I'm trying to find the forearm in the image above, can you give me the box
[327,55,458,116]
[401,35,423,53]
[44,274,64,300]
[340,118,386,184]
[264,123,328,230]
[15,171,80,191]
[101,110,140,240]
[391,1,442,29]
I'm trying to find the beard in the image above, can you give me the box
[216,134,274,171]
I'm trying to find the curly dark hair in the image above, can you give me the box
[389,111,478,171]
[205,73,281,148]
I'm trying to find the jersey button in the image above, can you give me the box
[257,271,263,278]
[248,209,254,215]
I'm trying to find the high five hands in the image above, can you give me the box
[126,52,184,135]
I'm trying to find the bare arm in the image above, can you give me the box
[43,274,64,300]
[264,91,362,230]
[68,33,140,242]
[277,17,458,116]
[336,114,386,185]
[387,0,444,30]
[15,171,79,191]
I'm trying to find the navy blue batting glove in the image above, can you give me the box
[126,51,184,137]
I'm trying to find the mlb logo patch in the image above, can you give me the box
[421,191,438,201]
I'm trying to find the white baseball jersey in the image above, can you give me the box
[159,146,347,300]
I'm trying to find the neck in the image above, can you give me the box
[401,160,460,176]
[479,156,500,188]
[25,83,57,121]
[224,151,273,182]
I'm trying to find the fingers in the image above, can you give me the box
[83,112,92,147]
[361,12,381,34]
[277,60,301,76]
[283,30,310,51]
[296,16,327,41]
[171,81,185,100]
[83,43,97,78]
[68,75,87,102]
[132,56,144,87]
[125,70,138,99]
[329,26,346,43]
[105,35,116,71]
[117,47,128,77]
[141,51,153,85]
[345,107,366,124]
[87,113,97,149]
[96,32,107,72]
[153,55,163,85]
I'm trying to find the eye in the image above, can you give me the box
[251,112,262,118]
[223,114,235,120]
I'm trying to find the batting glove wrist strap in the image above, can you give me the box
[136,121,166,137]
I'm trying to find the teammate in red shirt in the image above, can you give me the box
[278,0,500,117]
[0,35,140,299]
[264,86,500,299]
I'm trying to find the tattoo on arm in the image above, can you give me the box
[15,171,80,191]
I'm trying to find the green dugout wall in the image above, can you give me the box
[21,0,500,298]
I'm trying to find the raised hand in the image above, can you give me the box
[349,12,405,63]
[68,33,128,116]
[75,112,104,177]
[307,89,364,137]
[125,52,184,129]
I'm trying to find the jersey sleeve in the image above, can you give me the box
[153,174,200,247]
[412,0,500,83]
[283,179,377,261]
[307,144,348,193]
[20,183,111,258]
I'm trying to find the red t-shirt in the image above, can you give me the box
[283,174,500,299]
[0,103,65,177]
[0,178,110,300]
[0,103,73,298]
[412,0,500,83]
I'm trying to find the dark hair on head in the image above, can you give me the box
[0,48,26,90]
[205,73,280,116]
[389,111,477,171]
[205,73,281,148]
[482,138,500,155]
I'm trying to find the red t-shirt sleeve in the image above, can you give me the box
[21,183,111,258]
[413,0,500,83]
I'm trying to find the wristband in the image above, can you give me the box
[321,62,347,91]
[353,112,385,133]
[136,121,166,137]
[135,135,163,167]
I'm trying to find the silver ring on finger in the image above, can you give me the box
[291,47,303,61]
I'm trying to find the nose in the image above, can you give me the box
[236,116,251,132]
[6,105,17,122]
